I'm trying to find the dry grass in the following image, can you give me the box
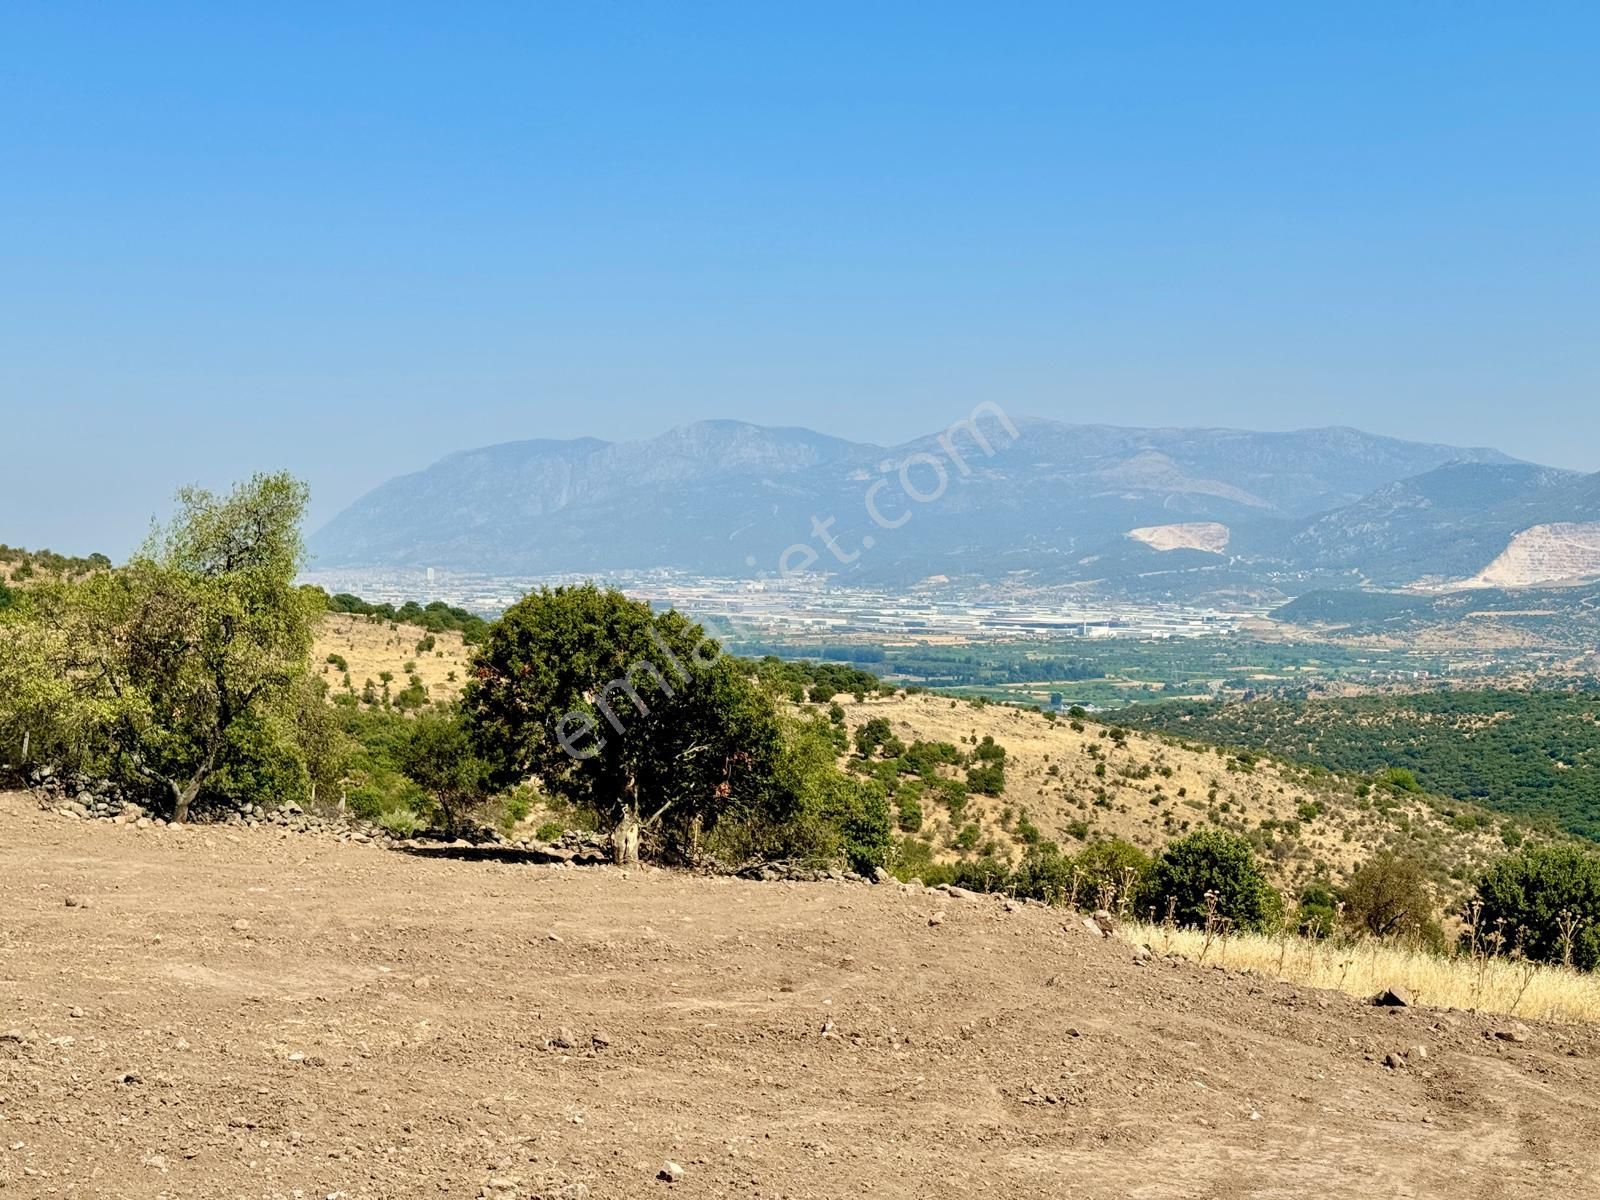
[1121,921,1600,1025]
[834,692,1520,898]
[312,612,471,706]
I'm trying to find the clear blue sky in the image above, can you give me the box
[3,2,1597,555]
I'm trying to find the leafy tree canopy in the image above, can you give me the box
[1,473,322,820]
[398,708,491,834]
[1340,853,1443,947]
[463,585,793,862]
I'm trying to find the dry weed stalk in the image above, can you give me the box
[1197,891,1222,965]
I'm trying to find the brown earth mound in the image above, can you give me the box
[3,790,1598,1198]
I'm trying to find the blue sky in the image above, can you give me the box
[3,2,1597,555]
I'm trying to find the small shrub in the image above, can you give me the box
[966,761,1005,796]
[896,793,924,833]
[376,808,425,837]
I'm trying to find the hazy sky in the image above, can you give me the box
[3,2,1597,556]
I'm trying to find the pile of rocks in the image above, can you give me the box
[23,766,133,821]
[24,765,397,843]
[544,828,611,856]
[394,825,613,865]
[492,827,611,864]
[736,860,871,885]
[258,801,393,843]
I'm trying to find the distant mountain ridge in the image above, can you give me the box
[309,417,1570,591]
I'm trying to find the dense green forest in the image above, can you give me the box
[722,633,1479,708]
[1119,690,1600,839]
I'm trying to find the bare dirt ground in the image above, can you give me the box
[4,791,1600,1199]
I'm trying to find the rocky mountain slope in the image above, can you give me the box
[1283,463,1600,586]
[1469,521,1600,588]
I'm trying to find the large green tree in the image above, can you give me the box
[463,585,792,863]
[18,473,321,820]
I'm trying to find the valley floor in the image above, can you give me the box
[3,790,1599,1199]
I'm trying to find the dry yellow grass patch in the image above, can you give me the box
[1121,921,1600,1025]
[312,612,472,706]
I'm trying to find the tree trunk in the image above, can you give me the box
[170,745,220,824]
[612,807,641,866]
[172,776,203,824]
[171,758,214,824]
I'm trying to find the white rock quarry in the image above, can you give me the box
[1126,522,1232,554]
[1464,522,1600,587]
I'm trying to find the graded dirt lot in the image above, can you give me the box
[4,791,1600,1199]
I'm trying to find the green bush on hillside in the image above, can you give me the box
[1470,845,1600,970]
[1137,829,1280,933]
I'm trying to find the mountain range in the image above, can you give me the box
[308,417,1600,597]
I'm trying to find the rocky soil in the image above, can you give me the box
[4,788,1600,1198]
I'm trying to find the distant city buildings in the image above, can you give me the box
[299,567,1270,646]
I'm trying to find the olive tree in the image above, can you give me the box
[1341,853,1441,945]
[44,473,320,821]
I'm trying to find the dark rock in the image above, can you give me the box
[1372,986,1413,1008]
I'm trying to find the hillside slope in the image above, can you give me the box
[314,612,470,706]
[834,693,1524,904]
[302,617,1529,903]
[1117,691,1600,839]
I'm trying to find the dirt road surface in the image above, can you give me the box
[4,790,1599,1199]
